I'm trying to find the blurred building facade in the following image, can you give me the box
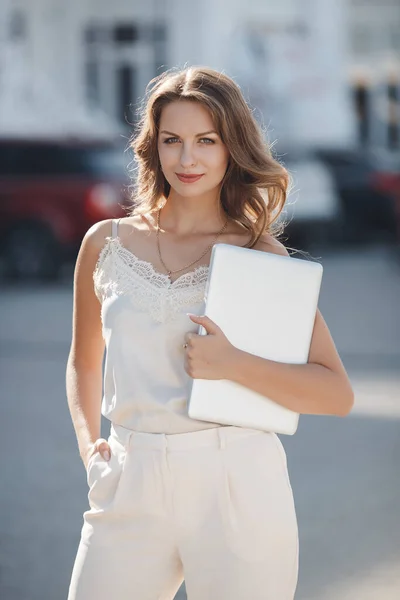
[0,0,398,150]
[348,0,400,150]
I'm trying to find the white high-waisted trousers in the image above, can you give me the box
[68,423,299,600]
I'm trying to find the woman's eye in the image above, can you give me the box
[163,137,215,144]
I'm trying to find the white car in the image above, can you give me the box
[278,152,343,249]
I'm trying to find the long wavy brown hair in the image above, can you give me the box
[129,66,290,247]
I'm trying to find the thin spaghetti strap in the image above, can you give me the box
[111,218,121,239]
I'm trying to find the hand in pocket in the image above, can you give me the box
[84,438,111,470]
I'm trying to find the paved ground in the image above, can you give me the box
[0,243,399,600]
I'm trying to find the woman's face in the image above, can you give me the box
[157,100,230,199]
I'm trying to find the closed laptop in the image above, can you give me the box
[188,243,323,435]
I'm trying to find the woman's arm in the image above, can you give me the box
[239,236,354,416]
[227,308,354,417]
[66,220,110,467]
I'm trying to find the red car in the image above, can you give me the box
[0,137,131,280]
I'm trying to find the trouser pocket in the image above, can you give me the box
[86,433,129,512]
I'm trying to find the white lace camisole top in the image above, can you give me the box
[93,219,221,434]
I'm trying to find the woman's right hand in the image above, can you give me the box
[84,438,111,470]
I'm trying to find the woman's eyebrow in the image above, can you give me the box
[160,130,218,137]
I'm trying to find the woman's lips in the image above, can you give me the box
[176,173,204,183]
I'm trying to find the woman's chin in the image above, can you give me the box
[169,182,223,199]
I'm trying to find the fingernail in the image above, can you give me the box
[103,450,111,461]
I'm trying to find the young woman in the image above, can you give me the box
[66,66,354,600]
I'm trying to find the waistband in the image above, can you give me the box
[110,422,267,451]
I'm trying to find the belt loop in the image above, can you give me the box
[218,427,226,449]
[163,433,168,453]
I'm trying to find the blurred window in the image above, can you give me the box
[86,61,100,106]
[113,24,138,44]
[151,23,168,77]
[117,65,136,125]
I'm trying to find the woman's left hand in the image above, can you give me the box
[183,314,239,380]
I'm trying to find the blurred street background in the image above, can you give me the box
[0,0,399,599]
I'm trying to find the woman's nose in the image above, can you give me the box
[180,144,196,168]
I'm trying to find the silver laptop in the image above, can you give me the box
[188,243,323,435]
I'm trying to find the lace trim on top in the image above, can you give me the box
[93,237,208,323]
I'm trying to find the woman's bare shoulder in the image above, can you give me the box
[118,214,155,237]
[253,233,290,257]
[83,219,115,253]
[83,215,149,251]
